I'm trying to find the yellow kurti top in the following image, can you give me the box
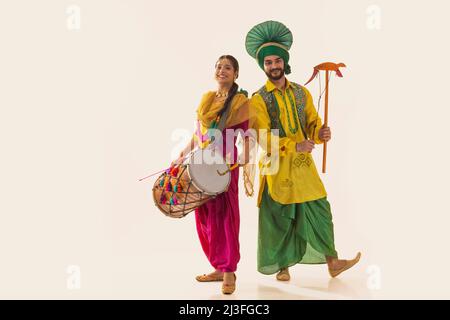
[251,79,327,206]
[193,91,256,196]
[194,91,249,149]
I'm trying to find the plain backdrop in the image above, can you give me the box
[0,0,449,299]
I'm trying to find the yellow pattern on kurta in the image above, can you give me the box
[250,79,327,206]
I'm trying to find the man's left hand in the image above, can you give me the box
[319,126,331,142]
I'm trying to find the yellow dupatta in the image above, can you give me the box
[195,91,257,197]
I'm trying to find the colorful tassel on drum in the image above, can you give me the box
[163,176,170,190]
[170,195,178,205]
[166,180,172,192]
[160,194,167,205]
[170,167,179,177]
[174,182,182,193]
[159,178,164,187]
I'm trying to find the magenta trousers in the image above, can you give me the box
[194,122,246,272]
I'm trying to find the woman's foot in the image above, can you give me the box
[222,272,236,295]
[327,252,362,278]
[195,270,223,282]
[276,267,290,281]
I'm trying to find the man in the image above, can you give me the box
[246,21,361,281]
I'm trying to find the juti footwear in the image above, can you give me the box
[276,268,290,281]
[195,273,223,282]
[328,252,362,278]
[222,273,236,295]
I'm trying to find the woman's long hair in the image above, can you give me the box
[216,55,239,120]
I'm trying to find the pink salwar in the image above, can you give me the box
[194,121,247,272]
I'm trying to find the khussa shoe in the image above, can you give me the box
[276,268,290,281]
[222,273,236,295]
[195,273,223,282]
[328,252,362,278]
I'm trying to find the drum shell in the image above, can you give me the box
[152,165,214,218]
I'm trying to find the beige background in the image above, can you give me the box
[0,0,449,299]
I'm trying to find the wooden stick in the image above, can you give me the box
[305,62,346,174]
[217,163,240,176]
[322,70,329,173]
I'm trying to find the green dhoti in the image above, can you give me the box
[258,186,338,275]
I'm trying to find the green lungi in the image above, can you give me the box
[258,185,338,275]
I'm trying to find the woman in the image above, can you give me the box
[172,55,254,295]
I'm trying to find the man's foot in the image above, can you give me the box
[276,267,290,281]
[222,272,236,295]
[195,270,223,282]
[328,252,362,278]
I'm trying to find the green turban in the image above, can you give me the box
[257,44,291,75]
[245,21,293,75]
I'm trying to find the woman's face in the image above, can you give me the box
[215,59,237,86]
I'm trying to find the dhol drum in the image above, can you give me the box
[153,147,237,218]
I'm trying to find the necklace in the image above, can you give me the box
[216,91,228,98]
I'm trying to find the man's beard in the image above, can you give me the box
[265,68,284,81]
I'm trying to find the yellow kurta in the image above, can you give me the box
[251,79,327,206]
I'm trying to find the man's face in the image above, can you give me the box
[263,55,285,81]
